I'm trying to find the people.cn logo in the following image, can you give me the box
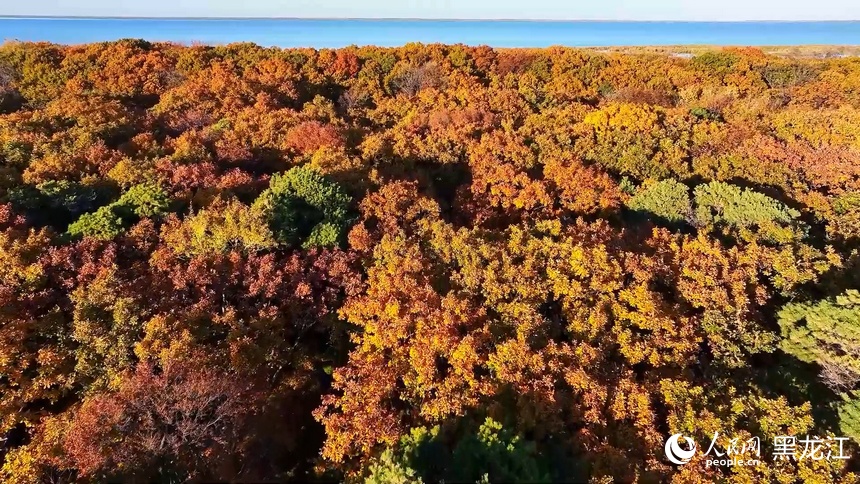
[665,434,697,465]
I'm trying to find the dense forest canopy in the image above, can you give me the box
[0,39,859,482]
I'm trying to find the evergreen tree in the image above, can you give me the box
[253,165,352,249]
[779,290,860,439]
[627,179,692,224]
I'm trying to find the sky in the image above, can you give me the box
[2,0,860,21]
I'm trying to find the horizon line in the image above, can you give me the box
[1,15,860,23]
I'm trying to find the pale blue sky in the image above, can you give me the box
[2,0,859,21]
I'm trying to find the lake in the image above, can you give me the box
[1,18,859,48]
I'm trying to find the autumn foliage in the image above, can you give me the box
[0,39,859,482]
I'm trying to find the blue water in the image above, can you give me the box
[1,18,859,48]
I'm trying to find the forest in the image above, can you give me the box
[0,39,858,482]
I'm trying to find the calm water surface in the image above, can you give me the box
[1,18,859,47]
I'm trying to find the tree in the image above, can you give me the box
[0,61,22,112]
[366,418,551,484]
[67,205,125,240]
[692,181,804,243]
[627,179,692,224]
[580,103,692,180]
[67,183,170,240]
[5,179,105,228]
[827,191,860,242]
[161,198,275,256]
[114,182,170,218]
[542,157,623,215]
[69,266,145,390]
[3,40,860,483]
[779,290,860,391]
[0,222,73,435]
[153,61,254,131]
[390,62,443,96]
[691,51,739,77]
[253,165,352,249]
[284,120,344,156]
[779,290,860,440]
[837,392,860,441]
[64,359,259,481]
